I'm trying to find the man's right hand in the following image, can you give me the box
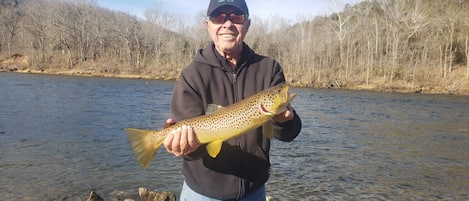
[163,119,200,157]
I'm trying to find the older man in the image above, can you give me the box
[163,0,302,200]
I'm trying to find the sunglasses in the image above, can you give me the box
[209,12,247,24]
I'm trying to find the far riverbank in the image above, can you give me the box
[4,67,468,96]
[1,54,468,96]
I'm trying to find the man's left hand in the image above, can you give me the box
[272,105,294,123]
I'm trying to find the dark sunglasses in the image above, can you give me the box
[209,12,247,24]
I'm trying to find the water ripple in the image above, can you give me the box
[1,73,468,200]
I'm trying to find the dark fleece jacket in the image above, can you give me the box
[170,42,302,200]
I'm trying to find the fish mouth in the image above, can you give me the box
[260,103,272,115]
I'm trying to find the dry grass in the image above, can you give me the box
[2,54,468,96]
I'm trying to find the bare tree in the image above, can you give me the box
[466,34,469,79]
[326,1,355,80]
[2,0,468,93]
[0,7,23,56]
[23,0,55,63]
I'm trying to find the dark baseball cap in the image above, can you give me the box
[207,0,249,16]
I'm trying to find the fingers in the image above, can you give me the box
[272,106,294,123]
[187,127,199,149]
[163,118,176,129]
[163,130,175,153]
[163,125,200,157]
[171,127,182,155]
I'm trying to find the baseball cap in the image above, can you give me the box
[207,0,249,16]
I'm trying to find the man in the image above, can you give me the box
[163,0,302,200]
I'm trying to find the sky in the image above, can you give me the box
[96,0,360,24]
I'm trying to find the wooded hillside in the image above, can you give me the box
[1,0,468,94]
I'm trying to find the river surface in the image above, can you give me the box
[1,73,468,201]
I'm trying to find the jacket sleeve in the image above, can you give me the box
[270,61,302,142]
[272,109,302,142]
[170,66,209,160]
[170,68,205,122]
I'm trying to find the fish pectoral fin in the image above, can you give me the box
[262,122,274,139]
[206,140,223,158]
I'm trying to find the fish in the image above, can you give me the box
[125,84,296,169]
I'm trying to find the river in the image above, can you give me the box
[0,73,468,201]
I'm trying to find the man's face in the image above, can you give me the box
[206,6,250,55]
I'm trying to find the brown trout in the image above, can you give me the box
[125,84,296,169]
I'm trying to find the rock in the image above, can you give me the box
[86,191,104,201]
[138,187,176,201]
[84,188,176,201]
[108,190,137,201]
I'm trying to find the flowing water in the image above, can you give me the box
[1,73,468,201]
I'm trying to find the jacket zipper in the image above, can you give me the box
[231,70,246,197]
[232,72,238,102]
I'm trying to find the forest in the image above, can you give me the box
[1,0,468,95]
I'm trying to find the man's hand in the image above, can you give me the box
[163,119,200,157]
[272,105,294,123]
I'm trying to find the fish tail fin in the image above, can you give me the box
[125,128,165,169]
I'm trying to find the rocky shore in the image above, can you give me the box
[85,187,274,201]
[86,187,176,201]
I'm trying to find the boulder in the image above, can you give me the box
[138,187,176,201]
[86,191,104,201]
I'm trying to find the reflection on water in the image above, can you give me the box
[1,73,468,200]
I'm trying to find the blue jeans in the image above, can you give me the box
[179,181,266,201]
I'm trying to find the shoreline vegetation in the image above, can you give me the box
[1,54,468,96]
[1,0,468,95]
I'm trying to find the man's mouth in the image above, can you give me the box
[219,33,236,39]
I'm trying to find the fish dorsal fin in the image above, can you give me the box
[262,122,274,139]
[206,140,223,158]
[206,104,224,115]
